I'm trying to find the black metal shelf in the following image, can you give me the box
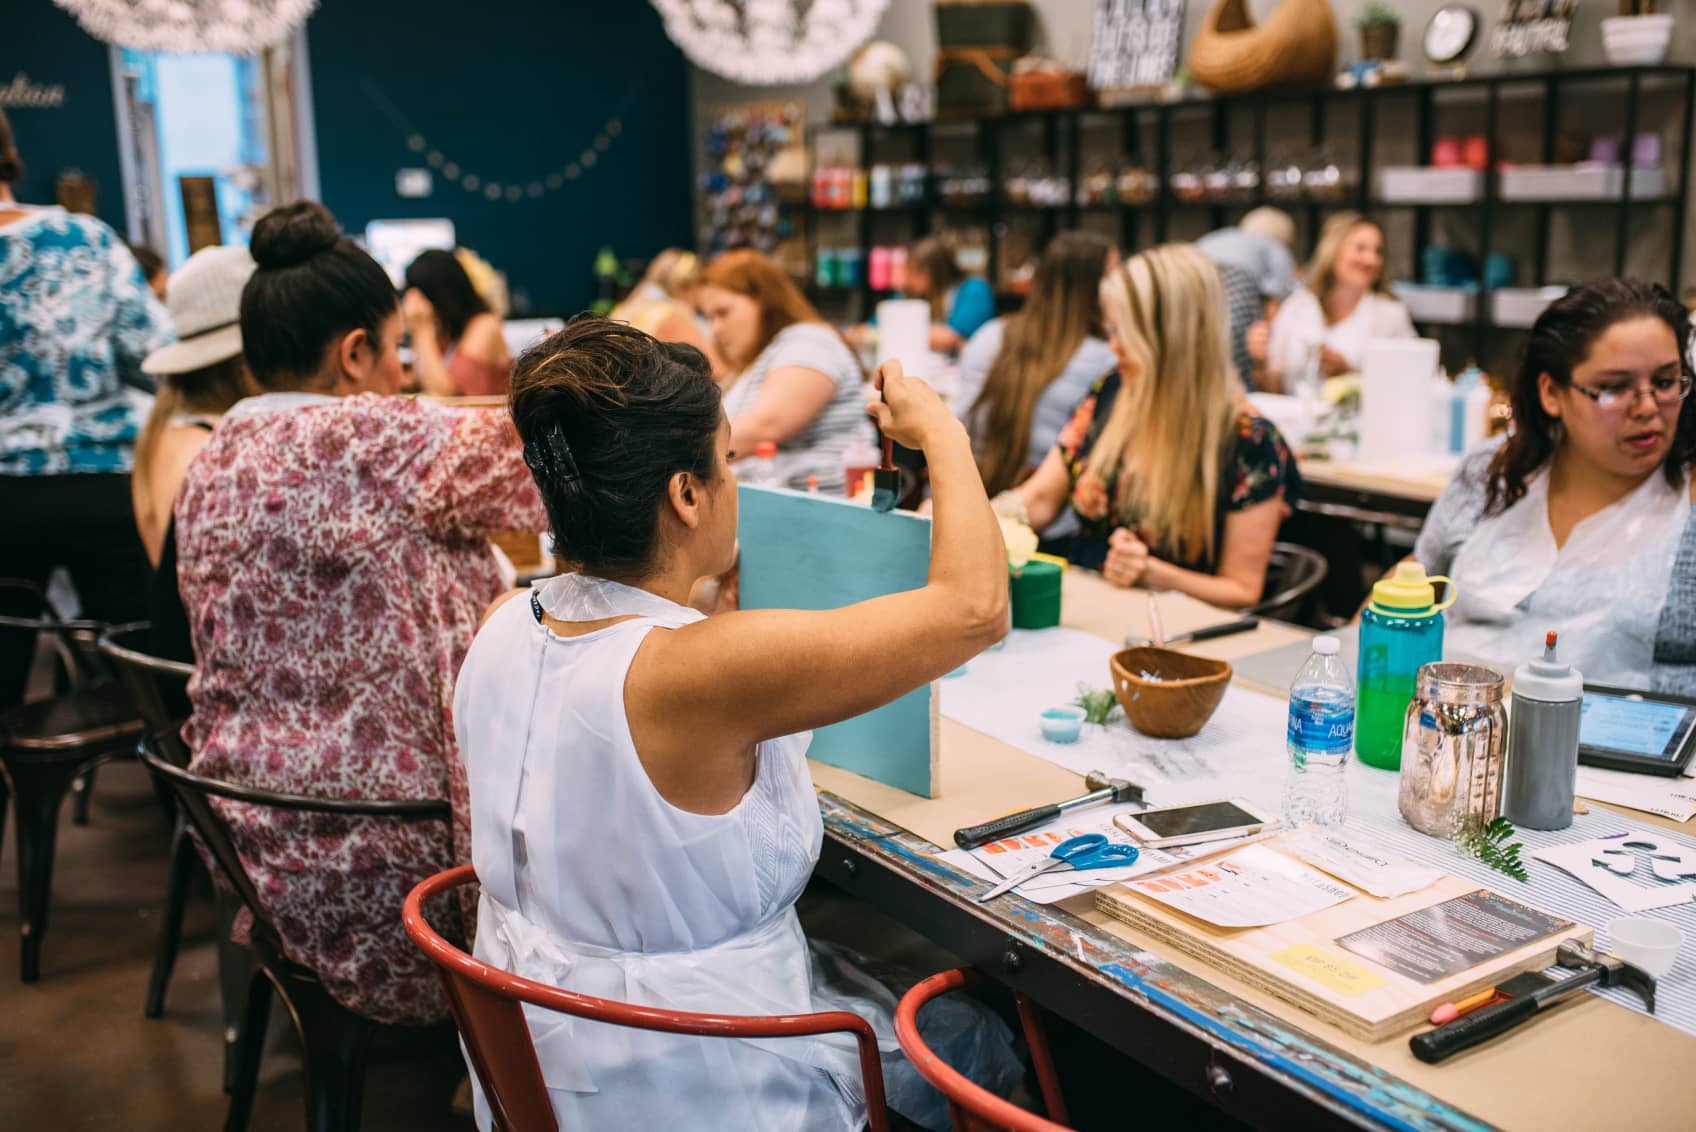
[790,65,1694,356]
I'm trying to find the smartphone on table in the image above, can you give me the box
[1112,798,1277,849]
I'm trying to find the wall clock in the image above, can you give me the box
[1424,5,1479,64]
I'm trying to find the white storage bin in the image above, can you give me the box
[1379,167,1482,204]
[1392,283,1478,324]
[1498,164,1666,202]
[1491,286,1569,329]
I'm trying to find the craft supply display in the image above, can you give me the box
[699,102,806,258]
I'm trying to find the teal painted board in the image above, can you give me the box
[737,484,939,798]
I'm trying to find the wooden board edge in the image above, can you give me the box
[927,678,940,799]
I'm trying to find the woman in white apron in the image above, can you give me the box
[1414,277,1696,688]
[453,321,1013,1130]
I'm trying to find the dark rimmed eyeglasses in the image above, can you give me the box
[1569,373,1693,412]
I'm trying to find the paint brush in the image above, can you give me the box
[871,385,900,513]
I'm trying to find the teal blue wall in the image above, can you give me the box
[0,2,126,231]
[305,0,694,316]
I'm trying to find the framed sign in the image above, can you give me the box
[1489,0,1577,58]
[1089,0,1187,90]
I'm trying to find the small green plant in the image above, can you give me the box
[1357,2,1400,27]
[1454,816,1529,882]
[1073,683,1119,725]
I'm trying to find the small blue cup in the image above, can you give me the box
[1040,706,1086,744]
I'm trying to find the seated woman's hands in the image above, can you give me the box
[1318,345,1352,377]
[402,288,437,346]
[1102,527,1149,589]
[1246,320,1270,363]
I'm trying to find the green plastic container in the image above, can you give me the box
[1356,563,1454,770]
[1010,560,1062,629]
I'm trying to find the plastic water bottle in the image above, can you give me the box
[1283,635,1355,828]
[742,441,780,486]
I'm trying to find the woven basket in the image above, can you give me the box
[1010,70,1093,111]
[1188,0,1338,94]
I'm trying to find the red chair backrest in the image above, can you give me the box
[402,864,890,1132]
[895,968,1074,1132]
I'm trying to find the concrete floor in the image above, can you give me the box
[0,760,471,1131]
[0,759,1238,1131]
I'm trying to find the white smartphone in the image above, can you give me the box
[1113,798,1278,849]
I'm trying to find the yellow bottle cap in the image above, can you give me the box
[1369,562,1456,616]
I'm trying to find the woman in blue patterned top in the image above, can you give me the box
[0,107,172,702]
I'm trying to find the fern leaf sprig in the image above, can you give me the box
[1454,816,1530,882]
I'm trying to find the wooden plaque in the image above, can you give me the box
[737,485,939,798]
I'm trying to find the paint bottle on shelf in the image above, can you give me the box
[868,246,891,292]
[870,164,893,209]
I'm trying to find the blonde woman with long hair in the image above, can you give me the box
[1253,211,1413,391]
[1005,244,1300,609]
[132,246,257,669]
[610,247,726,376]
[957,231,1117,525]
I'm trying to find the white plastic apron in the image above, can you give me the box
[461,572,871,1131]
[1447,468,1688,686]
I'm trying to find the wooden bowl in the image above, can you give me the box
[1110,647,1232,739]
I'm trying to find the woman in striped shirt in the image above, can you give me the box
[696,250,869,493]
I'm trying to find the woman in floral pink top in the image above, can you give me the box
[176,203,544,1024]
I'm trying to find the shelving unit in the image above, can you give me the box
[794,64,1695,365]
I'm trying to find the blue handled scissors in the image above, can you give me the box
[975,834,1140,903]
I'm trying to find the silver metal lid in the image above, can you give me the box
[1417,662,1505,705]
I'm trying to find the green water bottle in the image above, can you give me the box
[1355,563,1455,770]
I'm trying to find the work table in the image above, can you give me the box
[811,569,1696,1130]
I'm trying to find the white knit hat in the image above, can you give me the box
[141,244,256,376]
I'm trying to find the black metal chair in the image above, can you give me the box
[138,727,452,1132]
[96,624,199,1019]
[1248,542,1330,626]
[0,580,144,981]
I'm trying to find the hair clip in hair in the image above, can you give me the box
[522,423,581,484]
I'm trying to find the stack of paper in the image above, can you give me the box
[1575,766,1696,823]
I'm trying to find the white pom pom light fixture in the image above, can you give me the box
[651,0,890,85]
[52,0,317,55]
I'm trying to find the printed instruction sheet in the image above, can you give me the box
[1124,843,1357,928]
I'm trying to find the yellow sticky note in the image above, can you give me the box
[1269,944,1387,998]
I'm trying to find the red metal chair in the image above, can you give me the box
[402,864,891,1132]
[896,968,1072,1132]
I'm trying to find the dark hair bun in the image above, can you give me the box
[250,201,341,270]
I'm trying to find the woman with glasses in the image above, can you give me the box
[1414,277,1695,688]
